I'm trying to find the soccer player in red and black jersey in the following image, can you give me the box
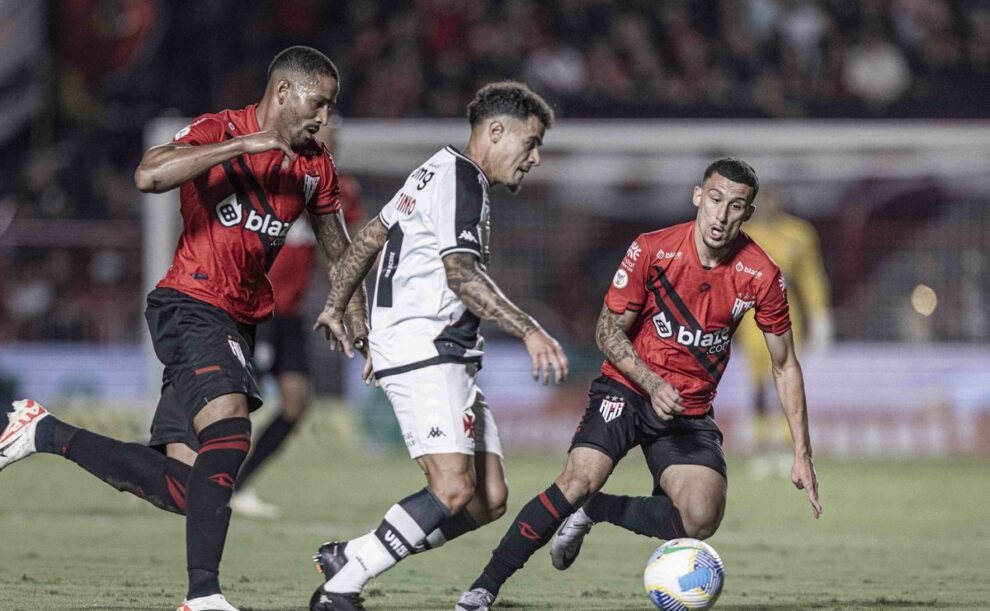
[231,115,365,519]
[0,47,367,611]
[455,158,822,611]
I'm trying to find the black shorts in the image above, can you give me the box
[145,288,263,450]
[569,376,726,494]
[253,314,310,376]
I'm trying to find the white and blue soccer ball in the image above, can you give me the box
[643,538,725,610]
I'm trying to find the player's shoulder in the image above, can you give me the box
[735,231,783,278]
[440,146,488,187]
[634,221,693,252]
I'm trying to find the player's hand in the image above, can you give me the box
[238,130,296,162]
[645,374,683,420]
[313,306,353,357]
[522,328,569,385]
[792,454,822,519]
[359,347,378,387]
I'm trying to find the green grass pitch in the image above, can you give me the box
[1,404,988,610]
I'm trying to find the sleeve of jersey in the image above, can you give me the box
[173,115,226,146]
[436,164,483,258]
[755,268,793,335]
[309,154,342,215]
[603,237,649,314]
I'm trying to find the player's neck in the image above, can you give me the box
[693,229,732,268]
[461,142,494,185]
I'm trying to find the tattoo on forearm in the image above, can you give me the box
[324,216,387,314]
[444,253,538,338]
[596,305,657,391]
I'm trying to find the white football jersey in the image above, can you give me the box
[369,146,491,377]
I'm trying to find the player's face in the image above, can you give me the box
[279,74,338,149]
[692,172,755,254]
[490,115,545,193]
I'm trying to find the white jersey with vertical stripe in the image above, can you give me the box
[369,146,492,378]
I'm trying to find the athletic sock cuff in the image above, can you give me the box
[540,483,575,519]
[196,417,251,451]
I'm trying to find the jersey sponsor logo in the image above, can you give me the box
[652,311,731,354]
[599,395,625,422]
[411,166,435,190]
[731,297,755,321]
[612,269,629,288]
[216,195,293,242]
[656,249,682,260]
[458,229,479,244]
[396,192,416,215]
[427,426,446,439]
[227,338,247,367]
[735,261,763,278]
[303,173,320,204]
[626,241,642,261]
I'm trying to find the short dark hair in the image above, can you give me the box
[703,157,759,202]
[267,46,339,83]
[467,81,554,129]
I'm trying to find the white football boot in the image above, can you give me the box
[176,593,240,611]
[230,487,281,519]
[0,399,50,470]
[549,505,595,570]
[454,588,495,611]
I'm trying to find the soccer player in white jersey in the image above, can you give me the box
[307,81,569,611]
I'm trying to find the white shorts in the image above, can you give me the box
[379,363,503,460]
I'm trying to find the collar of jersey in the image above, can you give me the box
[444,146,490,187]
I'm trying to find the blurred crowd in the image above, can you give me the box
[1,0,990,343]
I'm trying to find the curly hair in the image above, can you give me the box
[467,81,554,128]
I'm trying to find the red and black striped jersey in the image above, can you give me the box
[601,221,791,415]
[156,104,341,324]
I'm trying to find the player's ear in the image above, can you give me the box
[692,186,702,208]
[276,78,291,104]
[744,203,756,221]
[488,120,505,144]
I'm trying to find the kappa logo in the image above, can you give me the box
[599,395,625,423]
[459,229,479,244]
[303,173,320,204]
[427,427,446,439]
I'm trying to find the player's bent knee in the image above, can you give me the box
[679,505,722,540]
[555,470,604,504]
[431,477,476,513]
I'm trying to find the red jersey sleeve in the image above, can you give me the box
[755,268,792,335]
[309,153,342,215]
[173,115,225,146]
[604,237,650,313]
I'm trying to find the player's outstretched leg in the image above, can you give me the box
[1,399,192,513]
[549,504,595,570]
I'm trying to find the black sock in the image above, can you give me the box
[472,484,574,596]
[235,414,295,490]
[34,415,79,455]
[41,422,193,514]
[583,493,687,539]
[412,509,480,554]
[185,418,251,599]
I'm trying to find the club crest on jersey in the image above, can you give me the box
[303,173,319,204]
[612,269,629,288]
[599,395,625,423]
[732,297,755,321]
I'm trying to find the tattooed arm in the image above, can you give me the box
[595,304,683,419]
[313,216,388,356]
[443,252,569,384]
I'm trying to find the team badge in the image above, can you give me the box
[303,173,320,204]
[599,395,625,423]
[463,412,476,439]
[731,297,755,321]
[612,269,628,288]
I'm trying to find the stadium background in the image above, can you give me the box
[1,2,990,609]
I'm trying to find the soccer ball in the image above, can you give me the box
[643,538,724,610]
